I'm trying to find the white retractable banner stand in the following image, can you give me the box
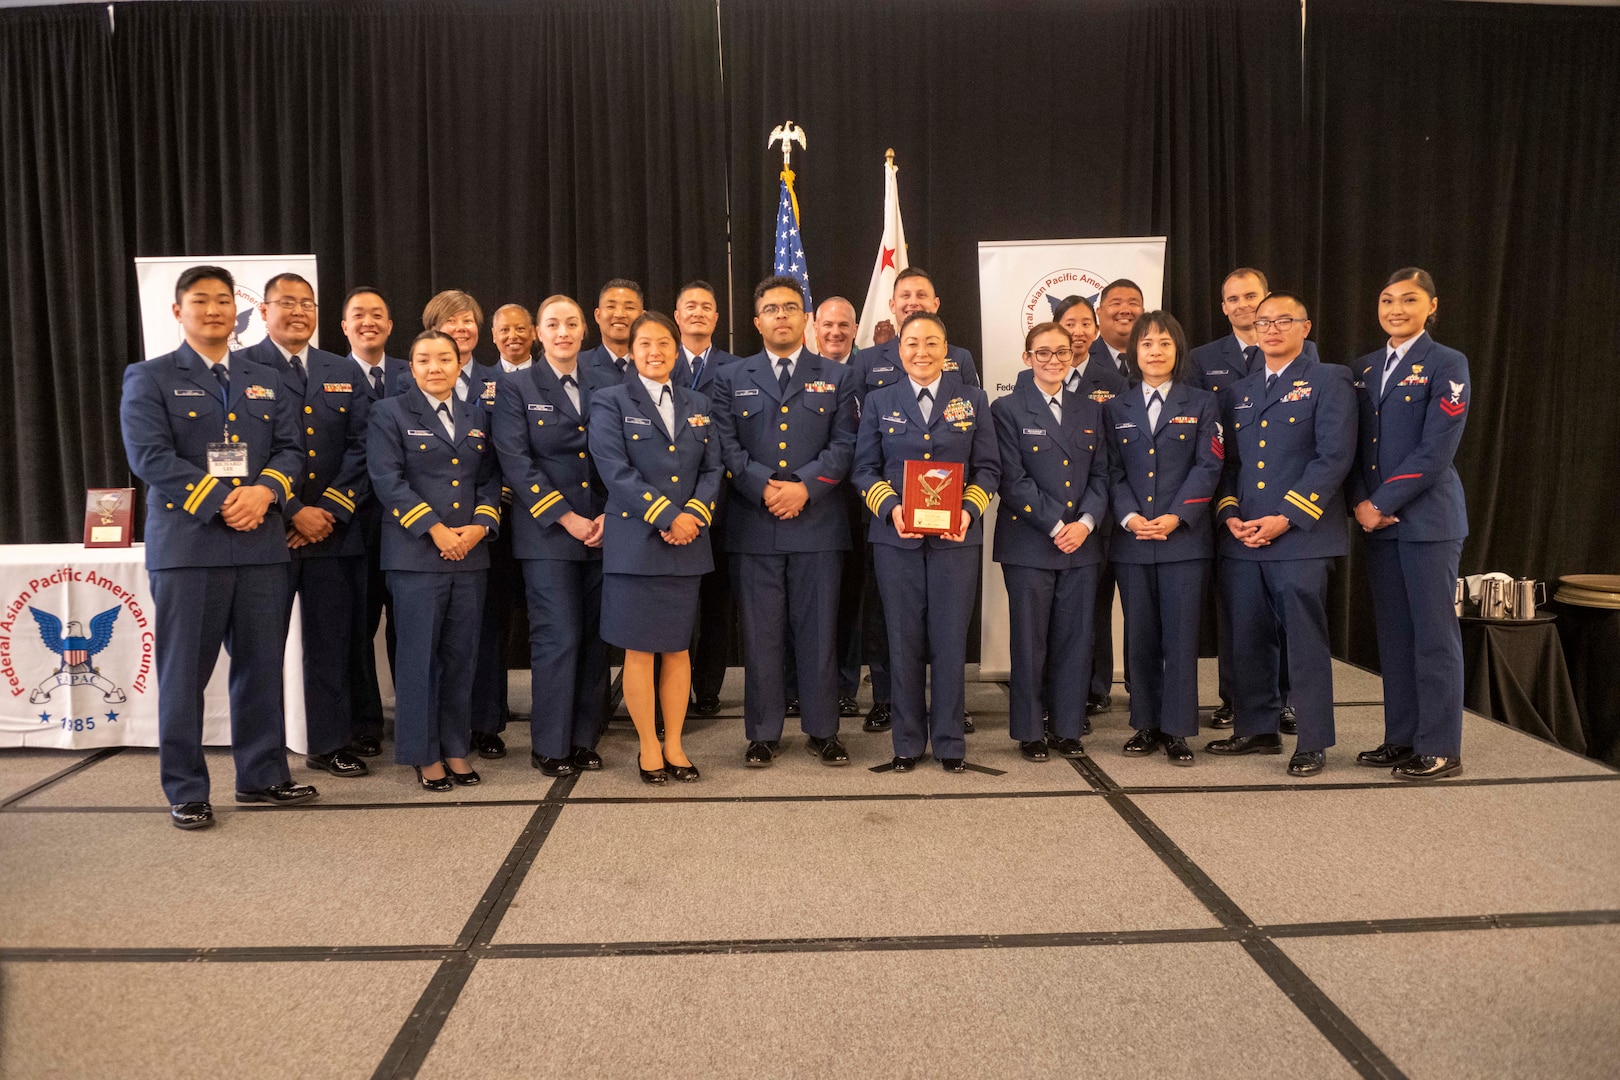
[975,237,1166,679]
[134,254,320,359]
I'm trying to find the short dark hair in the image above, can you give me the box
[408,329,460,362]
[343,286,389,314]
[1127,311,1191,383]
[1052,294,1096,324]
[900,309,947,339]
[1024,321,1070,352]
[174,265,233,303]
[263,272,312,298]
[1259,290,1310,320]
[628,310,679,344]
[894,266,935,293]
[1100,279,1144,304]
[1382,267,1439,329]
[1221,267,1269,294]
[753,274,805,309]
[598,278,644,304]
[676,280,717,303]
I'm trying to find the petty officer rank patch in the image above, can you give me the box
[1439,381,1468,417]
[943,398,974,427]
[1279,386,1312,403]
[322,382,353,393]
[245,385,275,399]
[687,414,711,427]
[804,380,836,393]
[528,403,553,411]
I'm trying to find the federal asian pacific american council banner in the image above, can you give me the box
[134,254,321,359]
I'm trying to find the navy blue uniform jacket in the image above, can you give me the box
[853,372,999,550]
[492,360,616,562]
[850,340,979,404]
[367,391,503,573]
[1104,382,1224,564]
[712,350,859,555]
[1188,336,1318,411]
[1215,357,1356,561]
[589,378,723,577]
[120,342,302,570]
[990,378,1109,570]
[679,344,741,403]
[1346,333,1470,542]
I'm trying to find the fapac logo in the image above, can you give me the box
[228,284,267,351]
[1021,268,1110,337]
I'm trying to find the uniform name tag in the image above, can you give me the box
[322,383,353,393]
[1234,401,1254,410]
[1169,415,1199,424]
[1022,428,1047,436]
[245,385,275,400]
[407,429,436,436]
[733,388,761,397]
[884,414,907,424]
[871,365,896,373]
[1115,421,1137,430]
[173,388,207,397]
[1206,368,1230,375]
[624,416,652,426]
[528,403,554,412]
[206,442,249,478]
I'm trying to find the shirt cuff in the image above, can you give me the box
[1120,512,1140,529]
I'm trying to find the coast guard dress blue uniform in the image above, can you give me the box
[240,339,372,759]
[712,348,858,744]
[367,389,502,767]
[1090,338,1132,380]
[680,343,741,709]
[1190,336,1316,713]
[850,339,978,403]
[120,343,303,804]
[1106,381,1224,738]
[493,359,615,762]
[579,344,634,385]
[854,372,999,762]
[1348,332,1470,757]
[991,377,1109,743]
[1215,356,1356,752]
[589,376,724,651]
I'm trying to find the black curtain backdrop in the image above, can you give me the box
[1305,0,1620,664]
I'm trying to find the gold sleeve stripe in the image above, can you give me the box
[864,482,897,516]
[643,496,672,524]
[475,505,502,523]
[321,489,356,512]
[684,499,712,526]
[1217,496,1240,511]
[261,468,294,499]
[531,491,564,518]
[183,475,219,515]
[963,484,991,512]
[500,485,512,497]
[1284,491,1323,519]
[400,503,433,528]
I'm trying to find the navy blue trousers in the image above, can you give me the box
[521,558,608,759]
[873,543,977,760]
[1215,556,1290,708]
[733,550,843,742]
[149,564,291,804]
[1118,559,1208,738]
[287,554,366,755]
[1004,563,1097,741]
[351,501,393,741]
[861,544,892,702]
[472,529,515,734]
[388,569,485,766]
[1090,561,1118,698]
[1225,557,1336,752]
[1367,538,1465,757]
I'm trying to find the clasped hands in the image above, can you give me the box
[429,522,488,560]
[763,479,808,520]
[1353,500,1400,534]
[891,507,970,543]
[286,506,335,548]
[1225,514,1290,547]
[1125,514,1180,543]
[220,484,275,532]
[561,511,606,548]
[1053,520,1092,554]
[660,512,702,546]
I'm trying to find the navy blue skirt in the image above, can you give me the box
[601,572,700,653]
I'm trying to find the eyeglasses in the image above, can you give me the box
[1030,348,1074,363]
[1253,317,1303,331]
[758,303,803,317]
[270,298,318,312]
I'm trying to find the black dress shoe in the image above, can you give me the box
[638,755,669,785]
[470,732,506,759]
[570,746,603,771]
[1356,743,1415,767]
[1279,706,1298,736]
[1163,737,1194,766]
[1392,755,1462,780]
[692,695,722,717]
[234,781,319,805]
[1122,729,1162,755]
[939,757,966,772]
[1204,733,1284,755]
[305,750,369,778]
[1287,750,1325,776]
[864,702,892,733]
[1050,737,1085,758]
[665,760,701,782]
[531,754,578,777]
[838,695,860,717]
[890,755,916,773]
[446,762,481,786]
[1086,694,1111,716]
[413,766,453,792]
[1019,740,1049,762]
[346,735,382,757]
[963,711,976,734]
[170,802,214,830]
[1209,704,1235,730]
[745,740,779,767]
[807,736,851,766]
[784,698,801,717]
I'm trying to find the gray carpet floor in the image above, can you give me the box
[2,659,1616,1080]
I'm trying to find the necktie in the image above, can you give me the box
[659,384,673,431]
[778,358,792,392]
[436,401,453,439]
[918,387,933,423]
[614,357,627,377]
[370,367,385,397]
[289,353,306,382]
[690,352,705,389]
[457,371,470,401]
[211,362,230,400]
[560,373,579,413]
[1048,394,1063,426]
[1382,349,1402,394]
[1265,373,1278,395]
[1242,344,1260,373]
[1065,371,1080,394]
[1148,390,1163,432]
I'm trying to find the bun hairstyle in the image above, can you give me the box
[1382,267,1439,329]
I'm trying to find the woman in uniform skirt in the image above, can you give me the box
[367,330,503,790]
[589,312,722,783]
[1348,269,1470,779]
[1105,312,1223,765]
[852,311,999,772]
[991,322,1110,762]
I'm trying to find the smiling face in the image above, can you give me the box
[594,287,644,352]
[1135,320,1178,386]
[491,306,536,365]
[261,278,317,352]
[1059,304,1098,362]
[1254,296,1311,366]
[631,319,678,383]
[434,308,479,361]
[889,275,940,324]
[537,300,585,364]
[1023,327,1073,395]
[1221,273,1266,336]
[342,292,393,359]
[1378,278,1437,347]
[753,286,807,355]
[1098,285,1144,349]
[814,298,857,361]
[173,277,236,353]
[898,316,948,384]
[674,287,719,345]
[411,335,463,401]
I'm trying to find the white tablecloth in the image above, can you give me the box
[0,543,308,752]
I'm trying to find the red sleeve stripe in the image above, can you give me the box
[1182,497,1211,504]
[1385,473,1423,482]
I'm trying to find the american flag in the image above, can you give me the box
[772,175,812,311]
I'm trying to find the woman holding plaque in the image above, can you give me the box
[852,311,999,773]
[589,312,722,784]
[1104,311,1223,765]
[991,322,1110,763]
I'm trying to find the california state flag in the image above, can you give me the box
[856,152,909,349]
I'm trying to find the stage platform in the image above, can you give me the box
[2,659,1616,1080]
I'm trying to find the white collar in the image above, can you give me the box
[908,374,943,398]
[1263,357,1298,383]
[273,340,308,366]
[765,346,804,366]
[420,386,455,414]
[639,373,674,400]
[499,357,532,373]
[1142,379,1173,405]
[1386,330,1426,361]
[547,359,579,382]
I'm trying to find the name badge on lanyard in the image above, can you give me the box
[205,377,248,476]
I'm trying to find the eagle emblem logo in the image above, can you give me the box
[26,606,127,704]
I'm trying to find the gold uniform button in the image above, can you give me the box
[1179,434,1186,440]
[306,427,314,435]
[166,502,174,509]
[1031,445,1039,452]
[1261,420,1268,428]
[1062,460,1069,466]
[1148,448,1155,455]
[451,480,459,487]
[1257,481,1266,489]
[1404,396,1411,403]
[669,445,676,452]
[228,412,237,421]
[778,461,787,468]
[742,411,749,417]
[452,502,460,509]
[923,453,932,460]
[304,406,313,414]
[1147,495,1153,502]
[419,443,427,450]
[1258,440,1266,447]
[1067,501,1073,508]
[537,420,544,426]
[923,434,930,441]
[632,434,639,440]
[188,411,196,417]
[1257,461,1265,469]
[1372,465,1379,471]
[672,475,681,482]
[451,458,459,465]
[577,425,585,432]
[1290,416,1297,423]
[1148,471,1154,478]
[622,511,629,517]
[581,481,589,488]
[779,442,788,450]
[781,406,789,413]
[231,478,242,486]
[579,451,587,458]
[233,435,241,443]
[1372,437,1378,443]
[780,423,789,431]
[1064,481,1071,488]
